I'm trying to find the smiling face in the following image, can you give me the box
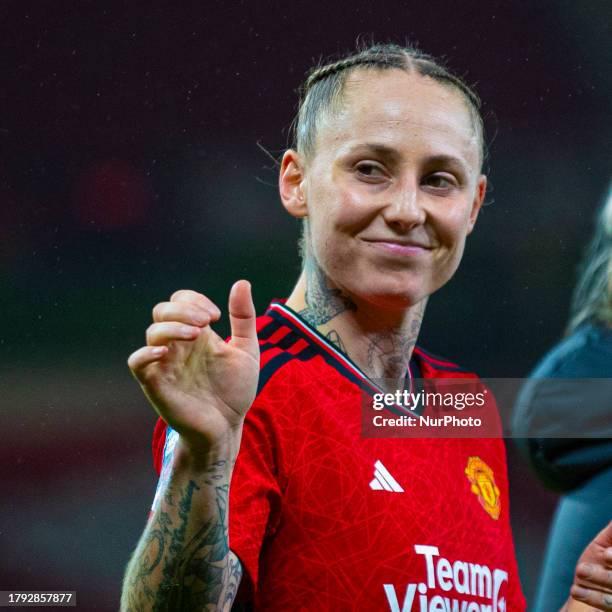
[281,68,487,310]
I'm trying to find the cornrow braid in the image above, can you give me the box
[303,55,400,93]
[292,42,486,169]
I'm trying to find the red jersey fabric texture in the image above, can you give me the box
[152,301,525,611]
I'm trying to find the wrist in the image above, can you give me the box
[173,427,243,473]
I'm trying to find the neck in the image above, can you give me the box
[285,257,427,386]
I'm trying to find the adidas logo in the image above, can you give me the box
[369,460,404,493]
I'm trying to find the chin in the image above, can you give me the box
[351,279,431,311]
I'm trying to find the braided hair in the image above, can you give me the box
[293,43,486,170]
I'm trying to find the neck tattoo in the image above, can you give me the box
[298,256,356,327]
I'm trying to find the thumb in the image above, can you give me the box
[593,520,612,549]
[228,280,257,343]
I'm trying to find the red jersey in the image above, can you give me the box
[152,301,525,611]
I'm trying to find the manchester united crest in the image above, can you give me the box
[465,456,501,520]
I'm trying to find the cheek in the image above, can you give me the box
[433,201,474,250]
[308,184,372,248]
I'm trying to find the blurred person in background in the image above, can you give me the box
[514,183,612,612]
[120,43,612,611]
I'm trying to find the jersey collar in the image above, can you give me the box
[266,300,416,398]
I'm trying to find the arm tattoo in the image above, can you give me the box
[299,257,356,326]
[122,460,243,611]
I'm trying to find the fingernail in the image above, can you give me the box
[152,347,166,355]
[605,547,612,562]
[572,586,588,599]
[181,325,199,337]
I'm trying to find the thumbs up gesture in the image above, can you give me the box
[127,280,260,453]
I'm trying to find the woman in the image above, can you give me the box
[514,184,612,612]
[120,44,609,611]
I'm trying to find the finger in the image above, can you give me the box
[170,289,221,318]
[571,585,612,610]
[228,280,257,342]
[128,345,168,373]
[146,322,201,345]
[576,562,612,593]
[152,301,212,326]
[594,522,612,552]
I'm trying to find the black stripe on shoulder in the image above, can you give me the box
[257,345,319,395]
[257,318,284,340]
[257,352,294,395]
[266,308,367,389]
[260,328,301,354]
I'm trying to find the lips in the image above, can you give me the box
[362,238,433,256]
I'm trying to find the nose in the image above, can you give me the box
[381,178,426,230]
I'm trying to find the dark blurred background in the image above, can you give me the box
[1,1,610,609]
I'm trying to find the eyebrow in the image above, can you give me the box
[423,154,470,175]
[345,143,399,159]
[344,143,470,174]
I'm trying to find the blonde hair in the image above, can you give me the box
[292,42,486,169]
[567,182,612,334]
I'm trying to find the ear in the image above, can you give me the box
[279,149,308,218]
[467,174,487,234]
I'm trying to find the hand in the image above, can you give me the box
[561,521,612,611]
[127,280,260,452]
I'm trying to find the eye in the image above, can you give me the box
[355,162,387,180]
[423,173,457,190]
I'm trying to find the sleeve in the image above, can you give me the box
[229,366,298,602]
[150,419,178,517]
[228,407,282,601]
[152,417,168,476]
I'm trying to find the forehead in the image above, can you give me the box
[315,69,479,167]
